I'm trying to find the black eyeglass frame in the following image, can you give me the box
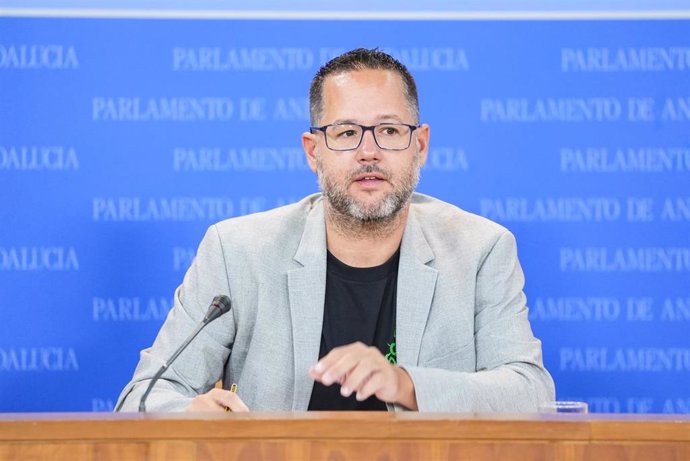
[309,123,420,151]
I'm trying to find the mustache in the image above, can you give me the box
[346,164,391,182]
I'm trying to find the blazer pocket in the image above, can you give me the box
[419,340,476,372]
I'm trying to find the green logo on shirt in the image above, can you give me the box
[385,332,397,364]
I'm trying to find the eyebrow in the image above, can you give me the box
[330,114,406,125]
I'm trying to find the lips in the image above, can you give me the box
[353,173,386,182]
[351,173,387,193]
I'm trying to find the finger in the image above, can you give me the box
[309,342,366,381]
[314,342,368,386]
[216,389,250,412]
[357,370,390,402]
[203,389,230,412]
[187,393,224,412]
[340,355,381,397]
[317,347,367,386]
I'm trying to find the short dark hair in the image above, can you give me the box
[309,48,419,125]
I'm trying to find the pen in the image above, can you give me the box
[224,383,238,412]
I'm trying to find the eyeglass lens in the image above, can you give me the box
[325,124,413,151]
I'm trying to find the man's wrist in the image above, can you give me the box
[394,366,418,410]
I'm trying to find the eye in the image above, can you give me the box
[378,125,402,136]
[330,125,360,138]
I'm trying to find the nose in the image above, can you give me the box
[356,128,380,163]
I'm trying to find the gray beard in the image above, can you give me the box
[316,160,419,237]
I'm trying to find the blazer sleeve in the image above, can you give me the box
[114,224,234,412]
[400,231,555,412]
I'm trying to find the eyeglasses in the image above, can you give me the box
[310,123,419,151]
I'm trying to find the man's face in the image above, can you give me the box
[302,69,429,222]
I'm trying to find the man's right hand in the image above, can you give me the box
[186,388,250,412]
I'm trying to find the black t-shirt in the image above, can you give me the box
[308,249,399,411]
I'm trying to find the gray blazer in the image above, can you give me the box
[116,193,554,412]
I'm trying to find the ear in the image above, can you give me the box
[302,131,319,173]
[415,124,430,167]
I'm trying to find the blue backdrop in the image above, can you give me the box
[0,14,688,413]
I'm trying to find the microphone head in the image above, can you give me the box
[212,295,232,314]
[203,294,232,323]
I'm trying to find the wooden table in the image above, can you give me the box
[1,412,689,460]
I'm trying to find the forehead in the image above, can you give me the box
[320,69,412,123]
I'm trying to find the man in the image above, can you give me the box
[116,48,554,412]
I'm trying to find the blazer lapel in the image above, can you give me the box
[287,199,327,410]
[396,209,438,367]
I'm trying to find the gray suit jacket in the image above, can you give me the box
[116,193,554,412]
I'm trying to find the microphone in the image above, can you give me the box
[114,295,232,412]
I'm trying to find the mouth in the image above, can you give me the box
[353,173,386,183]
[351,173,387,192]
